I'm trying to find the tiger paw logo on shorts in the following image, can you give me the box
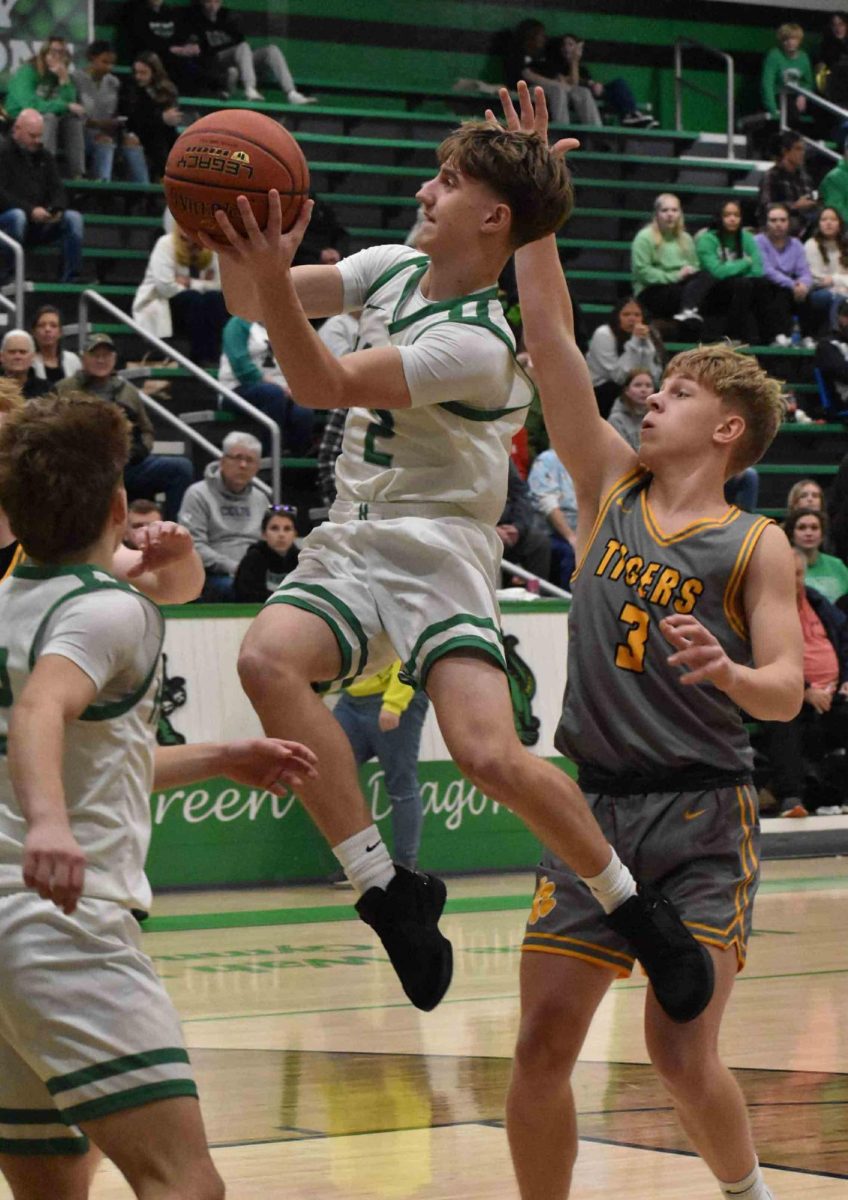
[528,876,556,925]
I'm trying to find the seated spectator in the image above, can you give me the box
[814,296,848,406]
[178,431,266,601]
[177,0,315,104]
[120,52,182,183]
[313,313,361,509]
[785,506,848,608]
[31,305,81,383]
[75,40,148,183]
[818,12,848,122]
[132,228,227,366]
[544,34,655,128]
[527,447,578,589]
[57,333,193,520]
[606,367,653,451]
[788,478,825,512]
[124,0,202,89]
[5,36,85,177]
[761,23,815,128]
[759,547,848,817]
[0,110,84,284]
[218,317,314,456]
[754,203,814,344]
[631,193,709,326]
[503,20,565,121]
[724,469,760,513]
[233,503,300,602]
[497,461,551,587]
[585,296,663,417]
[127,497,163,535]
[756,131,818,235]
[293,193,348,267]
[695,199,768,343]
[0,385,24,584]
[804,207,848,330]
[819,142,848,225]
[0,330,52,399]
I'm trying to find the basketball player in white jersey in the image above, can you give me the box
[0,394,317,1200]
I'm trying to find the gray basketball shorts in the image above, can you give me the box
[522,782,760,976]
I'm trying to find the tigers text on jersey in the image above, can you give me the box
[332,244,534,526]
[0,563,164,913]
[557,469,772,776]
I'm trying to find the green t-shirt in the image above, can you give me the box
[631,225,698,295]
[761,47,814,118]
[805,552,848,605]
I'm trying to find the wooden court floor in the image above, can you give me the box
[2,858,846,1198]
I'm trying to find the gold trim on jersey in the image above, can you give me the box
[641,491,742,547]
[570,466,645,583]
[722,516,773,641]
[0,542,25,586]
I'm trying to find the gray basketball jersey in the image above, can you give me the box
[557,468,772,776]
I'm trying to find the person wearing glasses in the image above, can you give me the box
[177,431,266,601]
[233,503,300,602]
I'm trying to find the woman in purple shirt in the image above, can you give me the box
[754,202,814,344]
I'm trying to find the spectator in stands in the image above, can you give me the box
[606,367,652,451]
[788,478,825,512]
[819,141,848,225]
[830,452,848,563]
[219,316,315,455]
[760,546,848,818]
[585,296,663,418]
[57,333,193,520]
[0,384,24,584]
[503,19,568,124]
[815,297,848,408]
[31,305,81,384]
[756,131,818,235]
[804,206,848,330]
[631,193,708,325]
[761,23,815,126]
[695,198,768,343]
[75,40,148,183]
[293,193,348,267]
[544,34,656,128]
[233,503,300,602]
[177,0,315,104]
[132,227,227,366]
[527,446,578,589]
[754,203,814,344]
[0,330,52,399]
[785,506,848,608]
[498,461,551,587]
[5,36,85,178]
[120,52,182,183]
[127,497,163,533]
[124,0,200,90]
[178,430,267,601]
[724,469,760,513]
[0,109,85,284]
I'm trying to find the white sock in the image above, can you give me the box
[580,847,637,915]
[719,1160,774,1199]
[333,825,395,897]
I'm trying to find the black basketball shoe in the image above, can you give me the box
[606,883,715,1022]
[356,865,453,1011]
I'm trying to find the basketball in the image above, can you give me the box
[163,109,310,243]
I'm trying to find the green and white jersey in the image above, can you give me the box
[334,245,534,525]
[0,563,164,913]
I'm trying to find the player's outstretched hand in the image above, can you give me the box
[221,737,319,794]
[485,80,580,159]
[23,820,86,915]
[660,614,737,691]
[125,521,194,577]
[198,191,314,282]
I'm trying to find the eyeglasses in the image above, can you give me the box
[266,503,298,517]
[223,452,258,466]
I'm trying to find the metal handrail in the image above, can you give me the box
[674,37,736,160]
[0,231,25,326]
[501,559,571,600]
[779,83,843,164]
[77,290,281,501]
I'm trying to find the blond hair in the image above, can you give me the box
[664,344,785,472]
[777,23,803,45]
[648,192,692,251]
[787,478,824,510]
[436,121,573,248]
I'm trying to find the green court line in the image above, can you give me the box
[144,876,848,934]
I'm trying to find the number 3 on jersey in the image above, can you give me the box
[615,602,649,673]
[363,409,395,467]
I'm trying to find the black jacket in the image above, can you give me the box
[123,0,183,59]
[804,585,848,687]
[0,140,65,219]
[233,540,299,603]
[178,5,245,57]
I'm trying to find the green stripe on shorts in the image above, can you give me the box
[405,613,501,673]
[59,1079,199,1126]
[273,582,369,669]
[0,1136,89,1156]
[417,634,507,687]
[48,1048,190,1096]
[0,1107,66,1124]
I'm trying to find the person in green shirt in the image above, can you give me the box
[695,198,768,343]
[5,37,85,177]
[820,147,848,224]
[761,22,815,121]
[630,192,709,325]
[786,506,848,607]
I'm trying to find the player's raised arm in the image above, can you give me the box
[217,251,345,323]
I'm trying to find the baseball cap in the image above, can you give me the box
[84,333,116,352]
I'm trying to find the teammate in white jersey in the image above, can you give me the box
[0,394,317,1200]
[202,116,714,1020]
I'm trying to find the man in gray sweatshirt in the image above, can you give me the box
[178,430,266,600]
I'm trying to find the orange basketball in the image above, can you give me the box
[163,109,309,243]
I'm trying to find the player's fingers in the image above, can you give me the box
[287,196,314,243]
[236,194,266,244]
[551,136,580,157]
[210,206,246,249]
[484,107,499,128]
[531,85,549,137]
[498,86,520,131]
[517,81,536,130]
[265,188,283,240]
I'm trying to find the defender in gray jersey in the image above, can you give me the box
[0,395,316,1200]
[503,85,802,1200]
[206,105,715,1022]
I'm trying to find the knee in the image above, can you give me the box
[1,208,27,237]
[648,1035,712,1096]
[94,133,115,147]
[238,632,296,702]
[513,999,582,1079]
[62,210,84,235]
[450,734,520,795]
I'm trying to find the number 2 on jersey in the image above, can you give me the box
[363,409,395,467]
[615,603,649,673]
